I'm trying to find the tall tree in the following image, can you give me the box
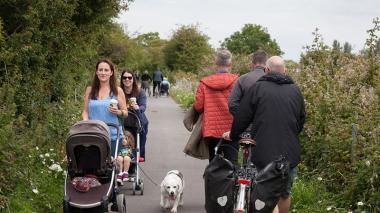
[343,42,352,54]
[332,40,341,52]
[222,24,282,56]
[164,24,213,73]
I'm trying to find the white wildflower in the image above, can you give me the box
[50,148,54,151]
[29,155,32,158]
[326,206,332,211]
[32,188,39,194]
[49,164,63,172]
[365,160,370,166]
[45,153,50,157]
[317,177,323,181]
[36,146,39,150]
[39,154,44,158]
[357,201,364,206]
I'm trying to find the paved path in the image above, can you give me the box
[122,96,208,213]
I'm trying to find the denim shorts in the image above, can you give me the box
[281,167,297,198]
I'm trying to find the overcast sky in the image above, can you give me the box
[117,0,379,61]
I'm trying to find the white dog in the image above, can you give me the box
[160,170,185,213]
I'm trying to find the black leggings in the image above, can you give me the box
[207,137,238,164]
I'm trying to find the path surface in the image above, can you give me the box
[122,95,208,213]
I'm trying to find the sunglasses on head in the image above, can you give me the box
[122,76,133,80]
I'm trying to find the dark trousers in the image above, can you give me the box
[153,81,161,95]
[207,137,238,164]
[139,124,148,158]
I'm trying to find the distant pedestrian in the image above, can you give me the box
[141,70,152,96]
[152,67,163,96]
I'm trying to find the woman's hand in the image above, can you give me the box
[131,103,140,110]
[222,131,231,141]
[109,106,122,116]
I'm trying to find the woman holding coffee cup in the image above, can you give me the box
[82,59,128,156]
[120,70,149,162]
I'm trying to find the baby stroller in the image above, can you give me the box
[122,109,144,195]
[159,83,169,96]
[63,120,127,213]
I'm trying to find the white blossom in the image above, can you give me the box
[357,201,364,206]
[317,177,323,181]
[365,160,370,166]
[326,206,332,211]
[49,163,63,172]
[44,153,50,157]
[36,146,39,151]
[32,188,39,194]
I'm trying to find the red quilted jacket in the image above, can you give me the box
[194,72,239,138]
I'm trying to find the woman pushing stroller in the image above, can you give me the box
[120,70,149,162]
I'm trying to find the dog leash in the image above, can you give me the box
[138,164,160,187]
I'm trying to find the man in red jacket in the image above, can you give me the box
[194,49,239,163]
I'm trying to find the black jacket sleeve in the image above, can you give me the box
[230,85,257,141]
[228,78,243,116]
[298,89,306,133]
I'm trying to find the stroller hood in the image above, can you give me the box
[66,120,112,176]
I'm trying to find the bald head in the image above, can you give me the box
[266,56,286,73]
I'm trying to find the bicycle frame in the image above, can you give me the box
[233,139,256,213]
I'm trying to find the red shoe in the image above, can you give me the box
[139,157,145,162]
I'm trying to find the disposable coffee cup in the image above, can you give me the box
[130,97,137,105]
[110,99,118,108]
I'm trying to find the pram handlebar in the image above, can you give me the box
[106,122,121,158]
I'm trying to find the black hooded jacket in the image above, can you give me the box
[230,72,306,168]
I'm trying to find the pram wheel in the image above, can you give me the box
[139,181,144,195]
[116,193,127,213]
[132,182,136,195]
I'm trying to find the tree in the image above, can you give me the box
[164,24,213,73]
[332,40,341,52]
[221,24,282,56]
[343,42,352,54]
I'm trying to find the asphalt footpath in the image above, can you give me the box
[121,95,208,213]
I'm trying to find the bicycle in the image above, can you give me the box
[233,133,257,213]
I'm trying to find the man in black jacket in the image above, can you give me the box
[228,50,267,116]
[230,56,306,213]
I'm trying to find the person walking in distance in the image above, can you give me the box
[193,49,239,163]
[230,56,306,213]
[141,70,152,96]
[152,67,163,96]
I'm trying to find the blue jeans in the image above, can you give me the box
[281,167,297,198]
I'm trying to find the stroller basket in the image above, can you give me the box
[66,120,112,176]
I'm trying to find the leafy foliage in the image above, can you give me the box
[164,24,213,73]
[291,19,380,211]
[0,0,133,211]
[222,24,282,56]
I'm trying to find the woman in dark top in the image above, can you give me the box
[120,70,149,162]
